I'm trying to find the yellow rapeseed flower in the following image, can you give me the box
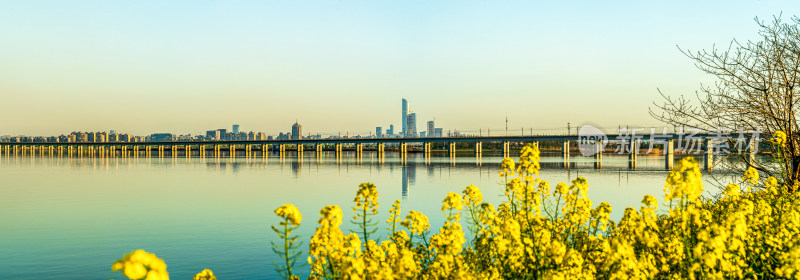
[401,210,430,235]
[354,182,380,214]
[442,192,464,212]
[462,184,483,207]
[111,249,169,280]
[743,167,759,185]
[274,203,303,226]
[772,131,787,147]
[193,269,216,280]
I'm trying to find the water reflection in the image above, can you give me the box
[2,150,748,280]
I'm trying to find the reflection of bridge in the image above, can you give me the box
[0,134,755,171]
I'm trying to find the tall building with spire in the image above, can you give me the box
[401,98,408,137]
[291,121,302,140]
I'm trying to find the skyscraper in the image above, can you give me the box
[407,113,417,137]
[427,120,435,137]
[401,98,408,137]
[232,124,240,134]
[376,127,383,137]
[387,124,394,135]
[291,122,302,140]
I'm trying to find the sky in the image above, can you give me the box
[1,0,798,137]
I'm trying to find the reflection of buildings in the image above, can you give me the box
[401,161,417,199]
[291,158,302,177]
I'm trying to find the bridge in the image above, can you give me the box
[0,134,757,170]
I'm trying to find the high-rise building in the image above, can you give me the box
[434,128,443,138]
[376,127,383,137]
[291,122,303,140]
[98,132,109,142]
[232,124,240,134]
[387,124,394,135]
[406,113,417,137]
[401,98,408,137]
[206,130,218,140]
[427,121,435,137]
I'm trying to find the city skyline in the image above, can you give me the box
[2,1,798,136]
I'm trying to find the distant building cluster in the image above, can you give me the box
[0,131,141,143]
[1,99,448,142]
[203,127,269,141]
[375,98,443,138]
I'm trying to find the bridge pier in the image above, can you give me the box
[594,142,603,169]
[297,144,303,157]
[704,139,714,171]
[356,143,363,157]
[475,142,482,157]
[171,145,177,157]
[449,142,456,157]
[261,144,268,158]
[628,140,639,169]
[665,139,674,170]
[746,138,756,167]
[562,141,570,167]
[335,143,342,158]
[279,144,286,157]
[214,145,221,158]
[377,143,384,158]
[400,143,408,158]
[185,145,192,158]
[502,141,510,158]
[245,145,251,158]
[230,145,236,158]
[157,145,164,157]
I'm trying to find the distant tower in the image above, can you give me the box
[388,124,394,135]
[376,127,383,137]
[291,121,303,140]
[401,98,408,137]
[427,120,435,137]
[232,124,240,134]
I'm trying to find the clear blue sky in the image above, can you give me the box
[1,0,796,136]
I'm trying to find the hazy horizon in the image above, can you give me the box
[2,1,797,136]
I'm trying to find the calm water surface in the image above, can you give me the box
[1,151,722,279]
